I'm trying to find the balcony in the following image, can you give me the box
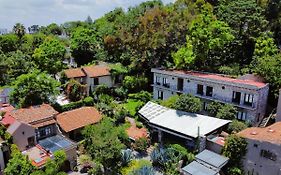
[163,83,170,88]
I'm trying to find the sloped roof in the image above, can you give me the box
[82,65,111,77]
[64,68,86,78]
[10,104,58,125]
[238,122,281,144]
[139,102,231,138]
[195,149,229,169]
[182,161,217,175]
[56,107,102,132]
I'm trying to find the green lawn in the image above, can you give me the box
[123,99,144,116]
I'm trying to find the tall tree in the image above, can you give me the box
[33,37,66,75]
[173,0,234,70]
[10,70,60,107]
[82,118,125,172]
[173,94,202,113]
[252,32,281,98]
[4,144,34,175]
[13,23,26,40]
[70,27,99,66]
[223,135,247,167]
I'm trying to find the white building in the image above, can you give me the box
[64,64,122,95]
[238,122,281,175]
[151,68,269,124]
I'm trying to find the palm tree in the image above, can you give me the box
[13,23,26,39]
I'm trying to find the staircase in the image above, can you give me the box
[259,108,276,127]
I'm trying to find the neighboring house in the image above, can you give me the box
[9,104,59,141]
[181,149,229,175]
[238,122,281,175]
[0,103,15,127]
[276,89,281,122]
[56,107,102,140]
[138,102,231,151]
[0,88,13,105]
[151,68,269,124]
[23,135,77,170]
[7,121,36,151]
[64,64,121,95]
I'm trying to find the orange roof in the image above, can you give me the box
[64,68,86,78]
[56,107,102,132]
[82,65,111,77]
[32,119,57,128]
[238,122,281,144]
[160,69,267,88]
[10,104,58,125]
[126,126,148,140]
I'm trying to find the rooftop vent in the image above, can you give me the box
[267,128,275,133]
[250,131,258,135]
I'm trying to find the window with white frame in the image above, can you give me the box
[35,130,40,139]
[244,94,254,106]
[236,111,247,121]
[156,76,161,85]
[158,90,163,100]
[162,77,169,88]
[45,127,51,135]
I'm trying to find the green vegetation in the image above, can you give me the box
[123,99,144,116]
[174,94,202,113]
[10,70,60,108]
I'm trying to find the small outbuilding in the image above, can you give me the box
[56,107,102,140]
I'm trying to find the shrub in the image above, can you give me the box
[160,95,179,108]
[128,91,152,103]
[227,120,248,134]
[83,96,94,106]
[136,121,143,129]
[206,101,223,117]
[216,104,237,120]
[121,149,134,166]
[174,94,201,113]
[120,159,152,175]
[133,137,149,152]
[122,76,148,93]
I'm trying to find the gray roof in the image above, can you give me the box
[196,150,229,169]
[182,161,217,175]
[139,102,231,138]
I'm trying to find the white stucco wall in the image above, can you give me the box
[152,70,269,124]
[243,139,281,175]
[11,124,36,151]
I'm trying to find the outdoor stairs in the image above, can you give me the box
[146,145,155,155]
[259,108,276,128]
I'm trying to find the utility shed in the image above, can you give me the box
[182,161,218,175]
[195,149,229,170]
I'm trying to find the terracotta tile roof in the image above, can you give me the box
[238,122,281,144]
[32,119,57,128]
[10,104,58,125]
[56,107,102,132]
[126,126,148,141]
[1,115,15,127]
[156,69,267,88]
[82,65,111,77]
[64,68,86,78]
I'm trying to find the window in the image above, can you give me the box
[236,111,247,121]
[206,86,213,97]
[232,91,241,104]
[36,130,40,139]
[163,78,169,88]
[156,76,161,85]
[45,127,51,135]
[177,78,184,91]
[197,84,204,95]
[244,94,254,106]
[260,150,277,161]
[222,86,225,90]
[94,78,99,85]
[158,91,163,100]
